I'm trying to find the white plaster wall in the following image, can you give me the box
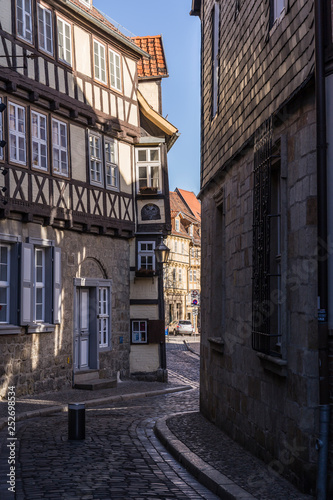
[119,142,132,194]
[1,0,11,33]
[130,304,159,320]
[74,26,92,77]
[138,81,160,113]
[123,57,137,99]
[70,125,87,181]
[130,344,159,373]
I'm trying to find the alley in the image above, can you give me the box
[1,339,218,500]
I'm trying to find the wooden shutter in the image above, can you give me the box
[20,242,34,325]
[53,247,61,324]
[148,320,165,343]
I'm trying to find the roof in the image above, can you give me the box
[169,191,201,244]
[133,36,168,79]
[176,189,201,222]
[64,0,148,58]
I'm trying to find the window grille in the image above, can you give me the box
[252,117,282,356]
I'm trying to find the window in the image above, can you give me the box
[212,2,220,118]
[271,0,285,24]
[189,269,193,283]
[38,4,53,55]
[136,148,161,192]
[131,320,147,344]
[105,139,119,189]
[189,225,193,237]
[21,241,61,327]
[252,119,283,357]
[193,270,197,282]
[175,218,180,232]
[16,0,33,43]
[178,268,182,282]
[0,98,4,161]
[52,119,68,176]
[172,268,176,282]
[89,133,103,186]
[109,49,122,91]
[174,240,178,253]
[0,245,10,323]
[31,111,47,170]
[138,241,155,271]
[98,287,109,347]
[57,17,72,65]
[35,248,45,322]
[94,40,107,84]
[9,102,26,165]
[79,0,91,6]
[181,242,185,255]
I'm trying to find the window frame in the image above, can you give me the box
[136,147,161,193]
[8,101,26,166]
[93,39,107,85]
[89,131,103,187]
[0,244,10,324]
[35,247,46,323]
[175,218,180,232]
[98,286,110,348]
[37,3,53,56]
[109,48,122,92]
[131,319,148,344]
[16,0,33,44]
[31,110,48,171]
[105,138,119,190]
[52,117,69,177]
[0,97,4,162]
[57,16,72,66]
[138,241,156,271]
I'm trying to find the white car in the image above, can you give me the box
[169,320,194,335]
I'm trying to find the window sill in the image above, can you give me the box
[256,352,287,377]
[208,337,224,355]
[0,325,23,335]
[26,324,55,334]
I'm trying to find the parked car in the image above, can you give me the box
[169,320,194,335]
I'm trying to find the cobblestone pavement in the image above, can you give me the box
[0,339,314,499]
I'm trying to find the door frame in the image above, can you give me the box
[73,277,112,372]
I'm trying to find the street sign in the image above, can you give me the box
[191,290,199,297]
[192,299,198,306]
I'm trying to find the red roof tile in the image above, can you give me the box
[133,36,168,79]
[176,189,201,221]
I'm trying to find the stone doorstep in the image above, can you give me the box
[73,377,117,391]
[73,369,100,384]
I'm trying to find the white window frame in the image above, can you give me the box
[105,138,119,190]
[138,241,156,271]
[31,111,48,171]
[136,148,161,192]
[131,320,148,344]
[174,240,178,253]
[57,17,72,66]
[37,3,53,55]
[178,268,182,282]
[109,48,122,92]
[189,269,193,283]
[273,0,285,21]
[79,0,91,7]
[35,247,45,322]
[98,287,109,348]
[89,132,103,186]
[9,102,26,165]
[175,218,180,232]
[0,245,10,324]
[94,40,107,84]
[16,0,33,43]
[52,118,68,176]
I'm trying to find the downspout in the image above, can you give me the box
[315,0,330,498]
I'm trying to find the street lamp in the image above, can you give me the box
[154,236,170,381]
[154,236,170,264]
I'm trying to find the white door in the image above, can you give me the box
[74,288,90,370]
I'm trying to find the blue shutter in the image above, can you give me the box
[53,247,61,324]
[20,243,34,325]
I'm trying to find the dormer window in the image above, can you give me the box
[175,218,180,232]
[189,224,193,237]
[79,0,92,7]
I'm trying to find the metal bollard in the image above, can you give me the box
[68,403,85,440]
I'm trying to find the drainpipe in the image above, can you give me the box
[315,0,330,498]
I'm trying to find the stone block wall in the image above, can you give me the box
[0,220,131,399]
[200,87,319,494]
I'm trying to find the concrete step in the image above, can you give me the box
[74,378,117,391]
[74,370,99,384]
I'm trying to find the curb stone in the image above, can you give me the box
[0,385,192,431]
[154,412,257,500]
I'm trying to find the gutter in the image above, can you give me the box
[314,0,330,498]
[59,0,149,59]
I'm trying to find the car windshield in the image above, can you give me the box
[179,321,191,325]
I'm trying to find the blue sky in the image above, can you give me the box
[93,0,201,195]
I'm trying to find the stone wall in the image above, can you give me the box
[200,87,319,494]
[0,220,131,399]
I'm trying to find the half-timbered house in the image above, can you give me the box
[0,0,176,396]
[191,0,333,495]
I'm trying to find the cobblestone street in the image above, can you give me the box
[1,339,218,500]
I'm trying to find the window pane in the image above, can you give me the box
[138,150,147,162]
[150,149,159,161]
